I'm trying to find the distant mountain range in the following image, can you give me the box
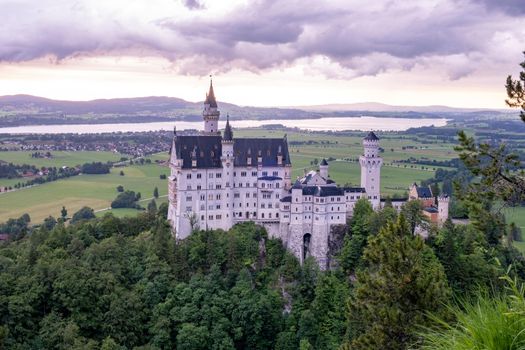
[0,94,514,127]
[286,102,511,113]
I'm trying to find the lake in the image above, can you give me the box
[0,116,448,134]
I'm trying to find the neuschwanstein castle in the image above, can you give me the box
[168,81,449,268]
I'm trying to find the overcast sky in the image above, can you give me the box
[0,0,524,107]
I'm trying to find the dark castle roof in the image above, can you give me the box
[174,135,223,169]
[415,185,433,198]
[291,184,345,197]
[364,131,379,141]
[343,187,366,193]
[205,80,218,108]
[233,138,291,167]
[174,135,291,169]
[320,158,328,166]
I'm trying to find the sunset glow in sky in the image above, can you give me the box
[0,0,524,108]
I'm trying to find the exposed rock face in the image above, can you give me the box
[327,224,348,270]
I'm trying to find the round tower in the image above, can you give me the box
[319,158,329,179]
[202,78,220,134]
[359,131,383,208]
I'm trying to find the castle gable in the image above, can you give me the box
[300,170,327,186]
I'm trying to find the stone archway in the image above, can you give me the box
[303,233,312,261]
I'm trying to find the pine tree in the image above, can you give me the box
[153,186,159,199]
[344,214,451,350]
[60,206,68,221]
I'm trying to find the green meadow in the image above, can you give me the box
[0,162,169,223]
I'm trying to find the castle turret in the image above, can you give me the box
[167,126,179,232]
[319,158,328,179]
[359,131,383,208]
[437,195,449,225]
[202,78,220,134]
[221,114,235,229]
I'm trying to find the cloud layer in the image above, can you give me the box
[0,0,524,79]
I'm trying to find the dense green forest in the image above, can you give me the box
[1,191,524,349]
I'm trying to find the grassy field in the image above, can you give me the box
[502,207,525,254]
[0,162,169,223]
[0,151,121,167]
[0,128,461,223]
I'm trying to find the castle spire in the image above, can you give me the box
[223,113,233,141]
[205,76,217,108]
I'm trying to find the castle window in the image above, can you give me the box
[216,215,221,219]
[216,184,222,189]
[262,213,265,218]
[187,185,191,190]
[261,204,266,208]
[187,174,192,179]
[273,171,278,176]
[268,203,273,208]
[209,173,213,178]
[262,171,268,176]
[241,171,247,177]
[197,185,201,190]
[186,206,192,212]
[252,171,257,176]
[234,193,240,198]
[200,194,205,200]
[216,194,221,200]
[201,215,204,221]
[197,173,202,179]
[209,215,213,220]
[246,193,250,198]
[200,204,205,210]
[246,182,250,187]
[186,196,192,201]
[208,205,213,210]
[276,183,280,188]
[216,173,222,178]
[269,213,272,218]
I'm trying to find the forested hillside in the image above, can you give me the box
[1,194,523,349]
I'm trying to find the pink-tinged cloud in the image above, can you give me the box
[0,0,524,79]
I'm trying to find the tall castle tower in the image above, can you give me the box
[202,79,220,134]
[359,131,383,208]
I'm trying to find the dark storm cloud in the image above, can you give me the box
[182,0,205,10]
[0,0,523,78]
[475,0,525,15]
